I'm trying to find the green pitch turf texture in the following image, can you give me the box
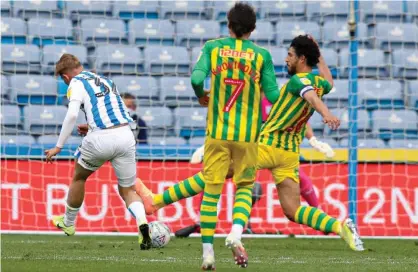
[2,234,417,272]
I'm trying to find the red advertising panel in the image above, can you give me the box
[1,160,417,236]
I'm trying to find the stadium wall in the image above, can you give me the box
[1,160,417,237]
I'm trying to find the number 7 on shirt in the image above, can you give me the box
[223,78,245,112]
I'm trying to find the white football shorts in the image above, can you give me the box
[75,125,137,187]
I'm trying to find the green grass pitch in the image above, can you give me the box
[2,234,418,272]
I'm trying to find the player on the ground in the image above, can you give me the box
[45,54,152,250]
[136,35,364,253]
[188,2,280,270]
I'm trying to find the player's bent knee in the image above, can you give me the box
[117,174,137,189]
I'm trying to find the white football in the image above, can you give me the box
[148,221,171,248]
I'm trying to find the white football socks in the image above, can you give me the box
[202,243,214,258]
[64,205,79,227]
[128,201,148,227]
[230,224,244,240]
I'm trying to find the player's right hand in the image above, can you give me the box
[323,114,340,130]
[77,124,88,136]
[198,90,210,107]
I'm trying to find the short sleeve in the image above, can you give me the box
[287,75,314,97]
[321,78,333,95]
[67,79,85,102]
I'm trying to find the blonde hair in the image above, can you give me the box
[55,53,82,76]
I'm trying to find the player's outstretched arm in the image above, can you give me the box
[303,91,340,130]
[45,100,81,162]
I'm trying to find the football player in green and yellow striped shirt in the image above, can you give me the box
[190,2,280,270]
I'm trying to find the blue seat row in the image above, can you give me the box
[1,104,417,140]
[1,43,418,79]
[1,1,417,23]
[2,17,418,51]
[1,74,417,110]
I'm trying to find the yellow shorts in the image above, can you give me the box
[203,137,257,185]
[257,143,300,184]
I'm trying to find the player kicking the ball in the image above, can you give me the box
[45,54,152,250]
[136,35,364,256]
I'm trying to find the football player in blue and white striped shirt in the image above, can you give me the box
[45,54,151,249]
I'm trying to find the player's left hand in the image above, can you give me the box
[198,90,210,107]
[45,147,62,163]
[309,137,335,158]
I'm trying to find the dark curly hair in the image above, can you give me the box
[227,2,256,38]
[289,35,321,67]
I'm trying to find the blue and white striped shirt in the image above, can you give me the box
[67,71,134,130]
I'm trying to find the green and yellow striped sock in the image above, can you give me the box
[200,183,223,244]
[153,172,206,208]
[294,206,341,234]
[232,185,254,227]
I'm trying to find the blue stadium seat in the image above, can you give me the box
[37,135,82,146]
[359,80,404,110]
[137,107,173,137]
[94,45,144,75]
[388,139,418,149]
[267,47,288,75]
[143,46,190,75]
[275,22,320,47]
[148,137,187,146]
[407,80,418,110]
[260,1,306,21]
[13,0,61,19]
[250,21,275,46]
[326,109,370,138]
[128,20,175,46]
[9,75,57,105]
[323,80,349,108]
[189,136,205,146]
[114,1,159,20]
[1,105,22,134]
[211,1,260,21]
[28,18,74,46]
[393,49,418,79]
[340,49,387,78]
[174,107,207,138]
[1,1,11,17]
[360,1,405,24]
[176,20,220,48]
[1,44,41,74]
[339,138,386,148]
[160,76,197,107]
[66,0,112,21]
[306,1,349,23]
[160,1,207,20]
[312,48,338,77]
[1,18,27,44]
[80,19,127,48]
[1,75,9,102]
[372,110,418,140]
[308,111,324,135]
[42,45,89,74]
[374,23,418,50]
[24,105,67,135]
[322,22,369,50]
[407,1,418,23]
[113,76,160,105]
[1,135,36,145]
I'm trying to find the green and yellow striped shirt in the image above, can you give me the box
[259,73,332,153]
[192,37,278,143]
